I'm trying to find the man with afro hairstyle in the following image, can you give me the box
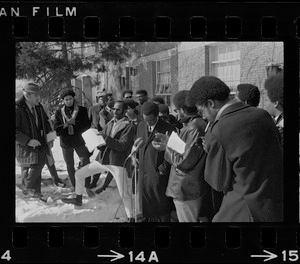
[186,76,283,222]
[236,83,261,107]
[264,72,284,146]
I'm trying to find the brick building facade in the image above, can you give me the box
[74,42,283,112]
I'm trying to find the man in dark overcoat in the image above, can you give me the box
[16,83,53,197]
[136,102,175,222]
[53,88,93,193]
[187,76,283,222]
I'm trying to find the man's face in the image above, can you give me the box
[98,96,105,105]
[112,102,125,120]
[174,108,185,120]
[136,94,147,105]
[124,93,132,99]
[143,113,158,127]
[264,91,277,117]
[126,106,134,117]
[26,93,40,106]
[63,95,74,107]
[196,102,218,122]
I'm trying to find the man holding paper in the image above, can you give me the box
[61,100,136,221]
[136,102,175,222]
[162,90,214,222]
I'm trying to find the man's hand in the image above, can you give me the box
[131,155,139,167]
[28,139,41,148]
[152,141,167,151]
[154,132,169,144]
[200,136,208,153]
[68,118,76,125]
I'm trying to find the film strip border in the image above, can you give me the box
[0,2,299,39]
[2,2,300,263]
[0,225,299,262]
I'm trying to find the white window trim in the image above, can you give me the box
[208,43,241,91]
[211,58,240,64]
[156,58,171,95]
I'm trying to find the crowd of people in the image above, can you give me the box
[15,72,284,222]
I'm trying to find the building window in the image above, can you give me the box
[155,58,171,106]
[209,43,240,92]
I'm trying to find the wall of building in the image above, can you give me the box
[136,61,154,97]
[240,42,283,108]
[178,43,206,91]
[240,42,283,89]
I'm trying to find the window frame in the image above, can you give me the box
[155,58,172,107]
[209,43,241,92]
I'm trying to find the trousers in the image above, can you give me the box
[173,197,202,222]
[23,148,47,194]
[61,145,91,188]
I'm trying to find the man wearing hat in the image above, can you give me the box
[16,83,53,198]
[136,102,176,222]
[53,88,94,196]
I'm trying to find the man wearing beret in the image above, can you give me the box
[53,88,94,196]
[16,83,53,198]
[136,102,176,222]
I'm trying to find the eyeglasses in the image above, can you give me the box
[124,96,132,99]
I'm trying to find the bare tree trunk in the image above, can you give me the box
[61,42,72,88]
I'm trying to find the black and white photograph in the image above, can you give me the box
[15,41,284,223]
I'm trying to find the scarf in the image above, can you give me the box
[61,102,79,135]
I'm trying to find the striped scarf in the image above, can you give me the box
[61,102,79,135]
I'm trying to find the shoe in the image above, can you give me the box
[33,193,47,202]
[61,195,82,206]
[32,192,43,198]
[54,178,67,188]
[22,188,35,196]
[95,186,106,194]
[86,188,95,198]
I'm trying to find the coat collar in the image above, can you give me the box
[16,95,27,107]
[210,101,250,131]
[108,116,130,138]
[217,101,250,120]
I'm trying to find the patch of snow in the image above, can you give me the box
[15,138,127,223]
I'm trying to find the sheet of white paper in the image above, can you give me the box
[82,128,106,152]
[167,131,186,154]
[46,131,57,143]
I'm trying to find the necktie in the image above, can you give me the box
[32,106,39,128]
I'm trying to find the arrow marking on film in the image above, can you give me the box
[251,250,278,262]
[97,250,125,262]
